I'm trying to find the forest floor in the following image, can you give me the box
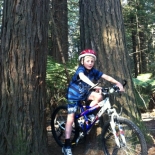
[47,109,155,155]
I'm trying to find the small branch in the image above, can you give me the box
[129,48,147,56]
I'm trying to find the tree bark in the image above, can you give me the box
[80,0,140,153]
[49,0,68,63]
[80,0,139,118]
[0,0,49,154]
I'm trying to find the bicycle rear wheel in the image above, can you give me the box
[102,116,147,155]
[51,105,79,147]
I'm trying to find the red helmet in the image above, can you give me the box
[78,49,96,61]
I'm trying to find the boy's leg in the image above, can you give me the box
[65,113,75,144]
[88,91,102,107]
[62,102,78,155]
[62,113,74,155]
[87,92,102,124]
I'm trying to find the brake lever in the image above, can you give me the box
[123,80,127,87]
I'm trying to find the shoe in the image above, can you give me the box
[62,146,72,155]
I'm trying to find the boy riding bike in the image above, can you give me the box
[62,49,124,155]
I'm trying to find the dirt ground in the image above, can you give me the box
[142,109,155,155]
[47,109,155,155]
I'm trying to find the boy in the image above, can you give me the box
[62,49,124,155]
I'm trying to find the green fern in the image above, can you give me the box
[46,56,77,105]
[133,73,155,109]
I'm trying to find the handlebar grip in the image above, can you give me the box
[113,85,120,91]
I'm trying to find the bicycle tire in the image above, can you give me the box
[51,105,79,147]
[102,116,147,155]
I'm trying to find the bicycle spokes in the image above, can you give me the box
[103,117,147,155]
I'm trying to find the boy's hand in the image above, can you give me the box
[116,82,124,92]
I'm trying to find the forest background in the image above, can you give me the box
[0,0,155,155]
[47,0,155,113]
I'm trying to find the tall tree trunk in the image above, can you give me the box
[0,0,49,154]
[139,31,147,73]
[80,0,139,118]
[49,0,68,63]
[132,30,139,77]
[130,16,139,78]
[80,0,140,154]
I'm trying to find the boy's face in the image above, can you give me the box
[82,56,95,70]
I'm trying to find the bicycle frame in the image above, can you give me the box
[75,96,111,128]
[75,102,99,132]
[74,96,127,147]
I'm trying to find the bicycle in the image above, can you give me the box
[51,80,148,155]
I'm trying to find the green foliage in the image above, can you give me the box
[133,73,155,109]
[46,56,78,105]
[122,0,155,76]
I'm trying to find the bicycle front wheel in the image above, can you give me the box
[51,105,79,147]
[102,116,147,155]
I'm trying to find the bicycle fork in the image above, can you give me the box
[110,112,126,148]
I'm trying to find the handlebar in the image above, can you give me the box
[102,80,127,94]
[89,80,127,94]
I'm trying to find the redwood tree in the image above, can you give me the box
[0,0,49,154]
[79,0,141,154]
[49,0,68,62]
[80,0,140,118]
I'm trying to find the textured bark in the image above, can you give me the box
[79,0,141,154]
[80,0,139,119]
[131,27,139,77]
[0,0,49,154]
[50,0,68,62]
[139,31,147,73]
